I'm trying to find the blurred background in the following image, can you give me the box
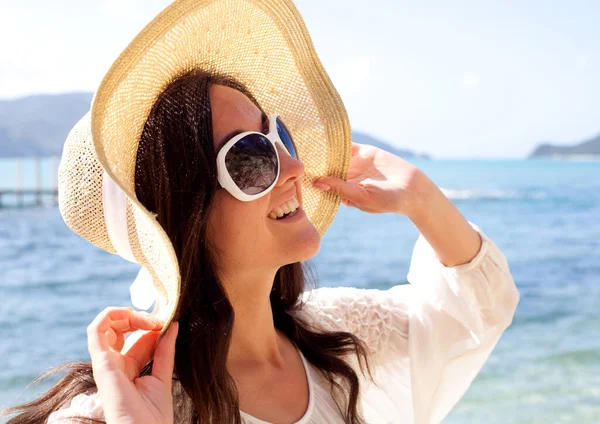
[1,1,599,423]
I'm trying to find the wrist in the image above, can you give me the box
[402,170,440,219]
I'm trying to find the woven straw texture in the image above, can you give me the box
[58,113,176,326]
[61,0,352,330]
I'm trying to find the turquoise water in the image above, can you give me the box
[1,158,599,423]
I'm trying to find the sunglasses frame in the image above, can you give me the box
[216,113,296,202]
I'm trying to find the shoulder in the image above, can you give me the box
[296,286,375,321]
[293,286,410,352]
[298,285,409,317]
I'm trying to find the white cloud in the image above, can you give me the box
[460,73,481,88]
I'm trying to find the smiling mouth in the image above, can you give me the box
[268,196,300,220]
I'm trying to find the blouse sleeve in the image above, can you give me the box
[46,391,104,423]
[298,222,520,424]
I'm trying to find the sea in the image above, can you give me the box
[0,157,599,424]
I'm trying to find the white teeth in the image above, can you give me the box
[268,196,300,220]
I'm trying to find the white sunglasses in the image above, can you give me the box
[216,113,299,202]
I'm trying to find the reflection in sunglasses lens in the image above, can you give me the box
[225,133,278,195]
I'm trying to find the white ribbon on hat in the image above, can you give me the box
[102,170,157,310]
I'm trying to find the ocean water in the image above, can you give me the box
[0,158,599,423]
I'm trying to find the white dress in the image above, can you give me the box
[47,222,519,424]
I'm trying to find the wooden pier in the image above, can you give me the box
[0,157,59,208]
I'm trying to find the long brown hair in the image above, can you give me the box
[3,70,370,423]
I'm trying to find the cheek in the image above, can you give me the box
[208,193,268,250]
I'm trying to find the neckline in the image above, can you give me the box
[239,346,315,424]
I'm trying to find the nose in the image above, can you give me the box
[276,145,304,188]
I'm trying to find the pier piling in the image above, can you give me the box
[0,157,59,209]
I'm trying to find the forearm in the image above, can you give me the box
[406,172,482,267]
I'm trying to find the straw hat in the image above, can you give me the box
[58,0,352,332]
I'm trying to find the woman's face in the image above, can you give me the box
[207,84,321,282]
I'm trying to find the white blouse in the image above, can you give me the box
[47,222,519,424]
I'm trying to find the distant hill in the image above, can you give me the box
[529,133,600,158]
[0,92,429,159]
[0,93,93,157]
[351,131,431,160]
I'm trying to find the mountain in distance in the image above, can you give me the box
[0,92,431,160]
[529,133,600,159]
[0,92,93,158]
[351,131,431,160]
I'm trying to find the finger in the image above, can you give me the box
[88,307,131,357]
[342,198,356,208]
[351,142,362,155]
[122,327,148,354]
[128,311,164,332]
[106,327,117,347]
[105,327,126,352]
[314,177,366,204]
[124,330,162,375]
[87,307,163,359]
[152,322,179,387]
[104,322,137,352]
[89,307,160,335]
[110,318,133,332]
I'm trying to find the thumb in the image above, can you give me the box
[151,321,178,387]
[314,177,366,203]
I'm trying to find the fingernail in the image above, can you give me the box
[143,312,164,325]
[314,182,330,191]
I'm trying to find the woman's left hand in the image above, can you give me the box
[313,142,433,216]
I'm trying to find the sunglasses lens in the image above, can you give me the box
[276,117,298,160]
[225,133,278,195]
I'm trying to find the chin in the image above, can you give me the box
[280,221,322,263]
[297,228,322,261]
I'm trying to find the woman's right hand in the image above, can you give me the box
[87,307,179,424]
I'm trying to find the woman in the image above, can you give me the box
[3,1,519,423]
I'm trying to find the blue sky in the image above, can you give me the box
[1,0,598,158]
